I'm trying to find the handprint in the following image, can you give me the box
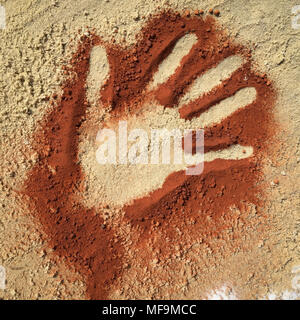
[86,39,255,206]
[24,11,275,299]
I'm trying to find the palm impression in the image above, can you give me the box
[86,33,253,207]
[24,11,275,299]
